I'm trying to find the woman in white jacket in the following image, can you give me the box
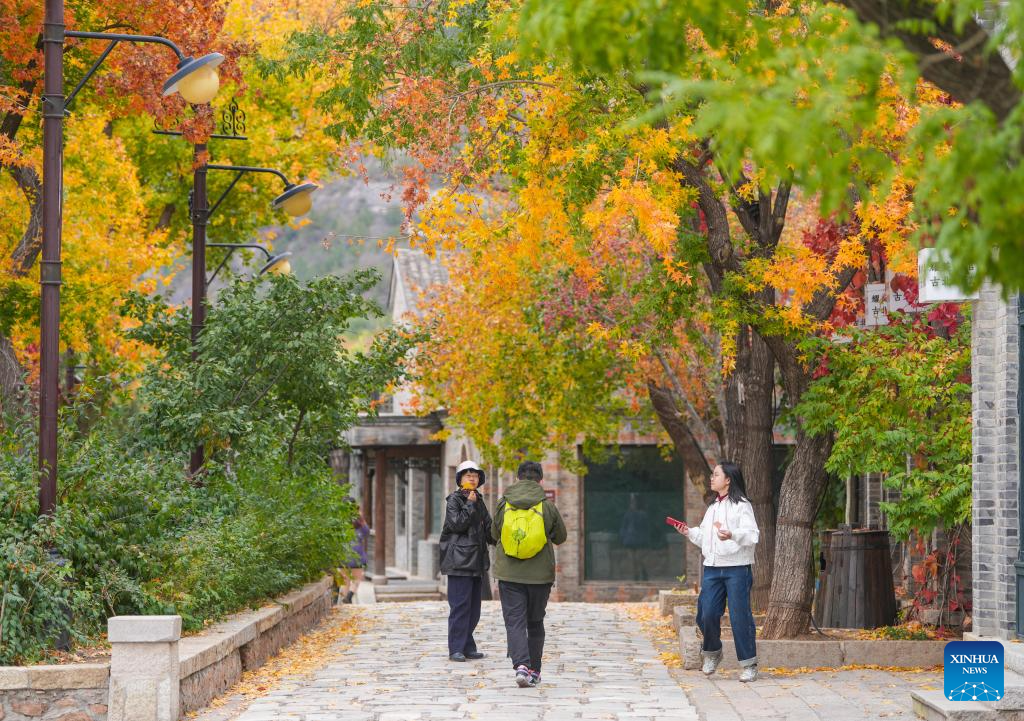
[676,462,760,682]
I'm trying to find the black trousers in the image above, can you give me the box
[498,580,552,672]
[447,575,482,656]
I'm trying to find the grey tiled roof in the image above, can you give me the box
[392,248,449,317]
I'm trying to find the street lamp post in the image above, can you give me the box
[189,144,210,475]
[39,0,224,514]
[188,163,318,474]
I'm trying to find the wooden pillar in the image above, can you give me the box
[373,450,388,585]
[361,452,371,522]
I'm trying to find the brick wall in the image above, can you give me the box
[972,287,1020,639]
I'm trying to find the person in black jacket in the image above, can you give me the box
[440,460,495,662]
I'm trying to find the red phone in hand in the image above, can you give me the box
[666,516,687,532]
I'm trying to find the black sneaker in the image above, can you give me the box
[464,651,485,660]
[515,665,531,687]
[528,670,541,687]
[450,652,467,662]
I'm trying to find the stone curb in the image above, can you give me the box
[677,625,946,670]
[1,575,335,721]
[0,664,109,691]
[658,589,697,616]
[178,575,332,680]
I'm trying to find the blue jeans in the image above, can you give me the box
[696,565,757,666]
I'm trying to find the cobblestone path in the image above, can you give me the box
[195,601,941,721]
[196,601,698,721]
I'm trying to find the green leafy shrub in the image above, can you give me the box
[2,271,408,663]
[1,409,358,664]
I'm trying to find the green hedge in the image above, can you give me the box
[0,419,355,665]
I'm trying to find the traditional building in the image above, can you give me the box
[338,248,709,601]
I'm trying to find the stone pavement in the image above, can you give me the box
[673,665,941,721]
[194,601,698,721]
[192,601,941,721]
[638,606,943,721]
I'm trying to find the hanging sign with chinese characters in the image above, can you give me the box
[918,248,979,303]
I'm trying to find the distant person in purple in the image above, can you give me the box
[341,509,370,604]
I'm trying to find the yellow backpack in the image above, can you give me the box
[500,501,548,559]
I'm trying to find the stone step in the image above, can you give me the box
[911,666,1024,720]
[912,691,999,721]
[375,583,443,594]
[377,593,444,603]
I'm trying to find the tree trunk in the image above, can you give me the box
[760,428,833,638]
[740,328,776,613]
[647,381,714,496]
[0,336,27,418]
[0,164,44,416]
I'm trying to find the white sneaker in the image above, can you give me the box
[739,664,758,682]
[701,650,722,676]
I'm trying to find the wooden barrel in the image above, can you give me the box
[812,529,834,626]
[816,527,897,629]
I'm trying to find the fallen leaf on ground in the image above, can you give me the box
[203,607,365,710]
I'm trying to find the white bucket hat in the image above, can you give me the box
[455,460,486,487]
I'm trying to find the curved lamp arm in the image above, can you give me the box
[63,31,186,111]
[205,165,292,221]
[206,242,273,284]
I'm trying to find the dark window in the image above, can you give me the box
[583,446,687,582]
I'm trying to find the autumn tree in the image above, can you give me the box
[521,0,1024,295]
[0,1,243,410]
[0,0,350,417]
[269,0,792,608]
[518,0,971,636]
[265,0,980,635]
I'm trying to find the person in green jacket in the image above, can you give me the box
[490,460,568,688]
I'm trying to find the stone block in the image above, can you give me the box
[252,605,285,634]
[276,577,332,615]
[356,580,377,604]
[761,640,843,669]
[107,615,180,721]
[25,664,108,690]
[672,606,694,632]
[658,590,696,616]
[678,627,710,670]
[10,699,46,716]
[107,615,181,644]
[417,539,440,580]
[840,639,945,667]
[679,627,848,670]
[911,690,998,721]
[0,666,30,690]
[107,677,176,721]
[177,633,237,679]
[179,648,243,714]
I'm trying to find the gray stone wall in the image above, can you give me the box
[972,288,1020,639]
[0,666,109,721]
[0,688,107,721]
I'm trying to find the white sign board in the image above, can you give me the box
[885,269,914,313]
[864,282,889,327]
[918,248,979,303]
